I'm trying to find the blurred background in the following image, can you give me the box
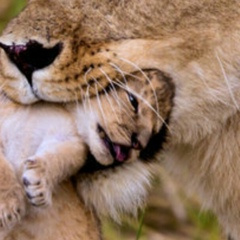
[0,1,223,239]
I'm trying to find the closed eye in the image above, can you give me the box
[128,92,138,113]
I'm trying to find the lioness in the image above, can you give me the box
[0,0,240,239]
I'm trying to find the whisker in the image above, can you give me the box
[80,87,88,112]
[82,90,87,112]
[79,85,85,106]
[73,92,79,109]
[84,67,93,84]
[83,67,94,113]
[201,76,235,108]
[0,80,12,103]
[72,83,84,110]
[92,76,121,124]
[94,82,108,129]
[110,78,136,121]
[109,62,143,119]
[111,58,160,115]
[99,68,122,107]
[0,80,7,90]
[85,84,93,115]
[109,62,128,86]
[98,68,133,120]
[215,51,240,110]
[97,69,136,121]
[112,79,170,130]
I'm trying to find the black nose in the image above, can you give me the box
[0,40,63,86]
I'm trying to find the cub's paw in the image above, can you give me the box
[22,158,52,207]
[0,184,26,229]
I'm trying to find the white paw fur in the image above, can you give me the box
[0,184,26,229]
[22,158,52,207]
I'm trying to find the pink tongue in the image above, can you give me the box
[113,145,127,162]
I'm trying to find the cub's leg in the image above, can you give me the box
[0,151,25,229]
[22,136,87,207]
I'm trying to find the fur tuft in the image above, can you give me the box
[77,161,156,221]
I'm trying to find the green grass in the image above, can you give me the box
[0,0,26,32]
[187,205,221,240]
[136,209,146,240]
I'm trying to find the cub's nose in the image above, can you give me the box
[0,40,63,86]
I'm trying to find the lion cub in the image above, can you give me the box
[0,99,87,230]
[0,69,174,233]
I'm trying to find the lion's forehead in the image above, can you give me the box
[5,0,235,43]
[0,0,240,105]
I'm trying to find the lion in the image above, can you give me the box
[0,97,101,240]
[0,68,173,239]
[0,0,240,239]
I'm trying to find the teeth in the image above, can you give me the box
[113,145,121,159]
[97,124,107,139]
[97,124,131,162]
[99,130,106,139]
[113,144,130,162]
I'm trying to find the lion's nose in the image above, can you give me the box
[0,40,63,86]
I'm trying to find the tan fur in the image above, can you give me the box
[0,97,101,240]
[2,181,101,240]
[75,70,174,220]
[0,70,172,239]
[1,0,240,239]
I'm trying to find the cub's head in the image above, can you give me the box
[75,69,174,166]
[75,69,174,220]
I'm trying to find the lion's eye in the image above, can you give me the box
[128,93,138,113]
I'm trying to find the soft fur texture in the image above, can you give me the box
[0,96,101,240]
[0,69,173,239]
[74,70,174,221]
[1,0,240,239]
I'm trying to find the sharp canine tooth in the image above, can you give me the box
[97,124,106,139]
[99,130,105,139]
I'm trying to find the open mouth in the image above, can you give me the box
[97,124,131,162]
[80,120,170,174]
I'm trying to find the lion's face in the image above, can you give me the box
[0,0,164,104]
[2,1,240,236]
[75,69,174,220]
[0,0,237,110]
[74,69,174,167]
[0,0,240,147]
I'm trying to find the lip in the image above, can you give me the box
[97,124,131,162]
[79,152,123,173]
[80,120,170,174]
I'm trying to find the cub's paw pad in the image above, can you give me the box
[0,185,26,229]
[22,159,52,207]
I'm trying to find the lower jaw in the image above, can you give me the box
[80,118,170,174]
[79,153,123,174]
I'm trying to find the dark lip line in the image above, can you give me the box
[98,124,117,159]
[0,40,63,88]
[80,117,171,174]
[31,86,41,101]
[97,124,131,161]
[1,88,40,104]
[139,118,170,161]
[79,152,123,174]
